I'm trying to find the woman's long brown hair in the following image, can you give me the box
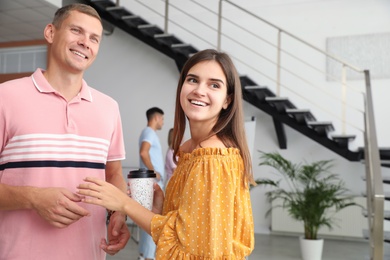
[172,49,255,186]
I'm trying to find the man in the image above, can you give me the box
[138,107,165,260]
[0,4,129,259]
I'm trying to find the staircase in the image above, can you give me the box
[85,0,385,259]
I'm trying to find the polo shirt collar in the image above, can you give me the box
[31,68,93,102]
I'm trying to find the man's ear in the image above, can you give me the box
[44,24,55,43]
[223,95,232,110]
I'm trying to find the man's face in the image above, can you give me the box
[156,114,164,130]
[45,10,103,74]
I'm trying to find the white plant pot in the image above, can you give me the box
[299,236,324,260]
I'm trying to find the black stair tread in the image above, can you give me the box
[382,174,390,183]
[285,108,316,123]
[331,134,356,138]
[362,191,390,200]
[382,162,390,168]
[106,6,134,20]
[90,0,116,11]
[171,44,198,57]
[307,121,333,126]
[244,85,267,90]
[265,97,296,112]
[239,75,259,87]
[307,121,335,135]
[331,134,356,148]
[244,85,275,102]
[154,34,184,46]
[358,147,390,161]
[122,15,149,28]
[137,25,165,37]
[363,209,390,220]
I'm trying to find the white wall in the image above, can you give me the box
[45,0,390,235]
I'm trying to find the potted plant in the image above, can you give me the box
[252,151,360,260]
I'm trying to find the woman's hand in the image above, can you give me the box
[77,177,129,212]
[152,182,164,214]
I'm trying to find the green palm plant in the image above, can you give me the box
[253,151,360,240]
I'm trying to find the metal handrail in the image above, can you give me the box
[363,70,384,260]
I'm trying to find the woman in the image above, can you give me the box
[78,49,255,259]
[164,128,176,186]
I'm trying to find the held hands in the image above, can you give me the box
[31,187,90,228]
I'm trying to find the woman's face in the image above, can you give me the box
[180,60,229,127]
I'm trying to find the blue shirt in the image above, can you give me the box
[139,126,165,188]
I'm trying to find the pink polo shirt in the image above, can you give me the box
[0,69,125,259]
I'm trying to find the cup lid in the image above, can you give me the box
[128,168,156,178]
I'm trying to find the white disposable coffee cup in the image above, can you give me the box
[127,168,156,210]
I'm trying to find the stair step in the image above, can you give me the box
[382,161,390,168]
[265,97,296,113]
[154,34,183,46]
[307,121,335,135]
[122,15,149,28]
[137,25,164,37]
[91,0,116,11]
[331,134,356,148]
[285,108,316,124]
[362,191,390,201]
[171,44,198,57]
[358,147,390,161]
[363,209,390,220]
[243,85,275,102]
[106,6,134,20]
[382,175,390,184]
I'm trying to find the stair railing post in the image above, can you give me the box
[217,0,223,51]
[341,65,347,134]
[164,0,169,34]
[276,30,281,97]
[116,0,119,6]
[364,69,384,260]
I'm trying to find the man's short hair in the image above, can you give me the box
[146,107,164,121]
[52,3,101,29]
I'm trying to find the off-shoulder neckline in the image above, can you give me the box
[178,147,240,158]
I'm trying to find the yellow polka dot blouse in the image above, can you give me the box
[151,147,254,259]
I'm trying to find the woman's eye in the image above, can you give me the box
[211,83,220,88]
[188,78,197,83]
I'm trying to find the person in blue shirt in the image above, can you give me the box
[138,107,165,260]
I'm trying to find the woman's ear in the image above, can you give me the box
[223,95,232,110]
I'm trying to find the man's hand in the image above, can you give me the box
[31,187,90,228]
[102,211,130,255]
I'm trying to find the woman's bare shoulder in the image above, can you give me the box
[200,136,226,149]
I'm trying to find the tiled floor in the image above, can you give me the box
[107,229,371,260]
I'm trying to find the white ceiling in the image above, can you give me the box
[0,0,58,43]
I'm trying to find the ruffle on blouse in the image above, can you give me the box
[178,147,240,160]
